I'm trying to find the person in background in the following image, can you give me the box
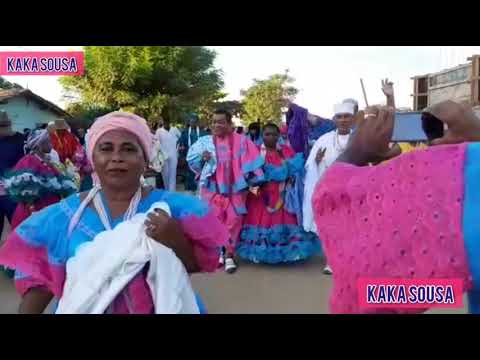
[237,123,320,264]
[161,116,182,142]
[76,128,86,146]
[144,128,166,189]
[311,101,480,313]
[379,79,428,160]
[23,128,31,141]
[280,124,290,145]
[199,109,265,273]
[286,103,336,158]
[74,126,93,192]
[342,98,359,115]
[3,129,77,230]
[49,119,82,164]
[155,117,179,191]
[178,114,207,192]
[247,122,262,148]
[46,122,62,166]
[0,111,24,240]
[307,114,336,150]
[0,111,228,314]
[303,102,355,275]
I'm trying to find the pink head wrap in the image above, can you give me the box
[86,111,153,164]
[280,124,288,136]
[67,112,153,237]
[85,111,153,186]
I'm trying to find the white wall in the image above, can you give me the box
[0,97,61,132]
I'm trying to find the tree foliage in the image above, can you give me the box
[197,95,243,128]
[59,46,224,127]
[0,76,23,90]
[241,71,298,125]
[65,103,116,129]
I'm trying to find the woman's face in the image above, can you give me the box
[93,129,146,190]
[263,126,279,148]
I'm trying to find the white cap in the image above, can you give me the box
[334,103,355,117]
[342,98,358,108]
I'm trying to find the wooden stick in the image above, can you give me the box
[360,79,369,107]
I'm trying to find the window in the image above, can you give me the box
[429,67,469,87]
[418,77,428,93]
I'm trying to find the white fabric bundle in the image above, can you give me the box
[56,201,199,314]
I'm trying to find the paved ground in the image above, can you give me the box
[0,214,468,314]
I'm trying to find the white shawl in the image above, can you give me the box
[302,131,350,234]
[56,201,199,314]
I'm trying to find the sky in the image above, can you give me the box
[2,46,480,118]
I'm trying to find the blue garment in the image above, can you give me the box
[237,148,320,264]
[284,172,305,226]
[308,118,336,143]
[186,135,217,188]
[463,142,480,314]
[13,189,215,313]
[238,224,320,264]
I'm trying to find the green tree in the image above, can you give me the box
[241,71,298,125]
[0,76,23,90]
[59,46,224,127]
[65,103,116,129]
[197,94,244,128]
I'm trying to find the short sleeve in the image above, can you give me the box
[160,191,229,272]
[0,202,69,297]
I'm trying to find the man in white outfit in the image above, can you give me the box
[155,117,179,191]
[303,102,356,275]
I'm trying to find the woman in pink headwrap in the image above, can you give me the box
[0,111,228,314]
[312,101,480,314]
[4,129,77,230]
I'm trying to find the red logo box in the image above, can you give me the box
[0,51,84,76]
[357,278,464,309]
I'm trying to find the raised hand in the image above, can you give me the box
[381,78,394,97]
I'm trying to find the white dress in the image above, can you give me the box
[303,131,350,234]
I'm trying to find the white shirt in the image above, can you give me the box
[155,128,178,159]
[168,127,182,141]
[48,149,61,164]
[303,130,350,234]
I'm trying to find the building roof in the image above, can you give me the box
[392,111,427,142]
[0,89,69,117]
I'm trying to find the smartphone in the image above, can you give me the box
[391,112,428,142]
[421,113,444,142]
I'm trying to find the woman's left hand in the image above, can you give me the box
[145,209,179,248]
[144,209,200,273]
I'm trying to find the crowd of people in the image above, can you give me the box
[1,76,480,314]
